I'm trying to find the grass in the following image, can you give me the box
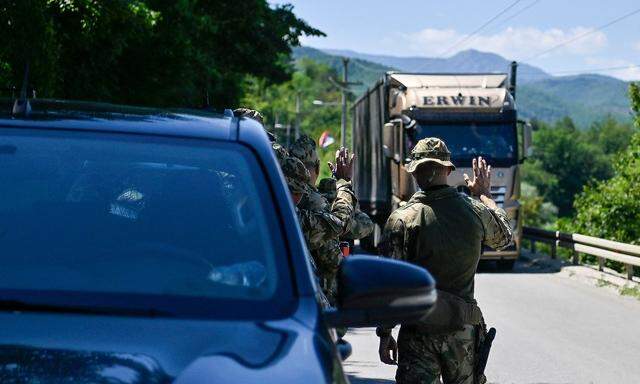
[596,278,614,288]
[619,285,640,300]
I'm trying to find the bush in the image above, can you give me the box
[560,83,640,273]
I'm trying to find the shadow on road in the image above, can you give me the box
[347,376,395,384]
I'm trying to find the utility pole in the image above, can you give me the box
[341,58,349,147]
[329,58,360,148]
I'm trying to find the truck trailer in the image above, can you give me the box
[352,63,532,270]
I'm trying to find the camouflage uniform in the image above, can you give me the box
[379,138,513,384]
[318,177,374,240]
[289,135,357,299]
[276,154,341,288]
[278,156,310,195]
[233,107,286,160]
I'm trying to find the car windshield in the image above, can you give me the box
[0,128,292,319]
[413,122,517,166]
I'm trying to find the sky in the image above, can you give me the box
[280,0,640,80]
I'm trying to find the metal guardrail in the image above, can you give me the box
[523,227,640,280]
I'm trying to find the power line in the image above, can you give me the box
[526,7,640,60]
[449,0,541,56]
[437,0,524,58]
[489,0,542,32]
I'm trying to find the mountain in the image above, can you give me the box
[292,47,632,127]
[292,46,394,95]
[323,48,550,83]
[518,74,632,127]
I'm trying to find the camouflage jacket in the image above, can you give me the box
[379,186,513,302]
[316,177,374,240]
[298,179,356,241]
[297,179,356,283]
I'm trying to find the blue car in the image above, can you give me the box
[0,100,436,383]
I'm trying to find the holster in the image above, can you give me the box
[413,289,483,334]
[474,324,496,384]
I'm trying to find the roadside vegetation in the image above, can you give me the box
[523,84,640,274]
[0,0,323,108]
[241,59,346,180]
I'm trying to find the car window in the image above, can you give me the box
[0,128,293,319]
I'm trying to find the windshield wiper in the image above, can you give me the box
[0,299,173,318]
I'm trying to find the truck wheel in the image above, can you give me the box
[497,259,516,271]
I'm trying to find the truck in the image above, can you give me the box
[352,62,532,270]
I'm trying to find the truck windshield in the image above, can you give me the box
[413,122,517,166]
[0,129,293,319]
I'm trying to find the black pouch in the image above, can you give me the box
[413,289,483,334]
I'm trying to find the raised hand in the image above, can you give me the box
[463,156,492,198]
[327,147,355,181]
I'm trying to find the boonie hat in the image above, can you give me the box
[279,156,310,194]
[289,134,319,167]
[406,137,456,173]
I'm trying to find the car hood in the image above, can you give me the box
[0,305,336,383]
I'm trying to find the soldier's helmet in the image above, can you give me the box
[233,107,276,142]
[405,137,456,173]
[317,177,337,201]
[279,156,310,194]
[289,134,319,168]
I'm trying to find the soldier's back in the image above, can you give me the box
[385,186,485,301]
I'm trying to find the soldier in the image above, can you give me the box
[233,107,287,160]
[377,138,513,384]
[278,155,310,206]
[276,153,338,284]
[289,135,359,299]
[290,134,372,241]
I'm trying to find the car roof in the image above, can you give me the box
[0,99,238,141]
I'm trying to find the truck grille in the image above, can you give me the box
[456,185,507,208]
[491,186,506,208]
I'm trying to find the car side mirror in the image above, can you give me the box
[324,255,436,328]
[382,123,394,159]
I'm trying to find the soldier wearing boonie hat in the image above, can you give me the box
[405,137,456,173]
[279,156,310,197]
[233,108,286,160]
[377,137,513,384]
[290,134,374,243]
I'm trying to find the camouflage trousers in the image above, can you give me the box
[396,325,486,384]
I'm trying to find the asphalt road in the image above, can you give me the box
[343,259,640,384]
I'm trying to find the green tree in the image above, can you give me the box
[523,117,612,217]
[241,58,346,179]
[521,182,558,228]
[582,115,635,155]
[566,83,640,245]
[0,0,323,108]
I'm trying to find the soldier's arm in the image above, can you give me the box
[464,156,514,250]
[329,179,356,235]
[297,208,343,251]
[377,213,406,361]
[326,147,357,236]
[470,196,514,250]
[343,209,374,240]
[378,214,407,261]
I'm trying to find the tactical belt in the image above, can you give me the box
[409,289,483,334]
